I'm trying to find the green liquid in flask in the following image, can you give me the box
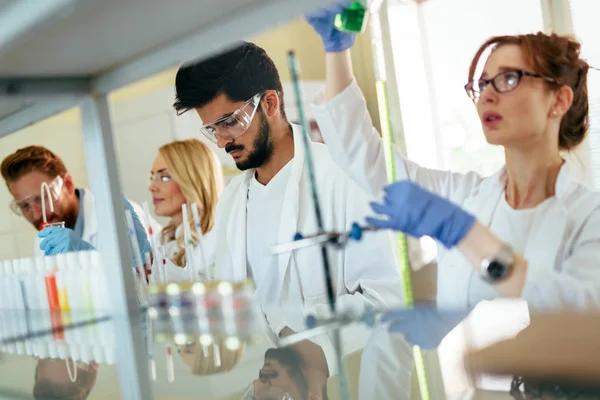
[334,1,368,33]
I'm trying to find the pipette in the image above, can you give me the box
[181,204,197,281]
[125,209,148,306]
[159,245,169,283]
[191,203,207,278]
[125,210,145,271]
[166,344,175,382]
[142,201,164,283]
[39,181,64,230]
[271,223,376,254]
[288,49,349,400]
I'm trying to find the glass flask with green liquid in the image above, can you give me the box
[334,0,383,33]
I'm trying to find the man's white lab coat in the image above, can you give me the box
[208,124,405,375]
[34,188,160,258]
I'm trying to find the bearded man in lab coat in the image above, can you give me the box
[0,145,156,258]
[174,42,405,390]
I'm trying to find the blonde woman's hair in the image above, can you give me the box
[158,139,223,266]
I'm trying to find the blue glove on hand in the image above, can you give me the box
[380,307,472,350]
[306,1,356,53]
[366,181,476,248]
[39,227,95,255]
[124,197,151,267]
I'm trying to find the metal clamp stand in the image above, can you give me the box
[287,51,351,400]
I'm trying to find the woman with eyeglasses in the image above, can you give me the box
[148,138,223,280]
[307,3,600,396]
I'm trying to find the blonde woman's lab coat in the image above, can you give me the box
[208,124,405,377]
[158,224,216,282]
[34,188,160,258]
[311,79,600,397]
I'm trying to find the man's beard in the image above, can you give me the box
[225,111,273,171]
[33,197,79,231]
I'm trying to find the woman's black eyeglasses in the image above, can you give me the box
[465,70,556,103]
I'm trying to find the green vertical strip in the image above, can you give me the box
[376,80,431,400]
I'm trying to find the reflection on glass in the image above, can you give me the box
[241,347,320,400]
[177,341,246,376]
[33,358,98,400]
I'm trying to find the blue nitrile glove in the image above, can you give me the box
[306,1,356,53]
[39,227,95,255]
[380,307,472,350]
[366,181,476,248]
[124,197,151,267]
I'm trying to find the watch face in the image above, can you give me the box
[487,260,508,281]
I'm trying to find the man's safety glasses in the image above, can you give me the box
[9,175,64,216]
[199,91,276,144]
[464,69,556,103]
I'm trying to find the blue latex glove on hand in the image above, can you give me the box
[379,307,472,350]
[366,181,476,248]
[39,227,95,255]
[124,197,151,267]
[306,1,356,53]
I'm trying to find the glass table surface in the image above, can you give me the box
[1,305,599,400]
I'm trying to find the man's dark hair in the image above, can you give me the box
[174,41,286,119]
[263,347,309,400]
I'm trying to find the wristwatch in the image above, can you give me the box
[480,243,515,283]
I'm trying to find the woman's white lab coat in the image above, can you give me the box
[311,79,600,310]
[208,124,405,375]
[312,80,600,397]
[33,188,160,258]
[158,224,216,282]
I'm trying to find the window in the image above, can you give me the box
[570,0,600,188]
[383,0,545,394]
[386,0,544,175]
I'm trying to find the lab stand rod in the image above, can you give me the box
[288,51,348,400]
[81,95,153,400]
[372,3,442,399]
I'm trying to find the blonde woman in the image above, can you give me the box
[148,138,223,280]
[177,341,246,376]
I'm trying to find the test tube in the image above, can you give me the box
[142,201,163,281]
[71,344,81,362]
[166,344,175,382]
[35,258,49,310]
[44,257,60,312]
[56,254,70,312]
[105,346,117,365]
[78,251,94,313]
[191,203,207,271]
[65,253,80,311]
[23,259,38,311]
[0,262,6,310]
[7,260,25,310]
[125,209,145,270]
[213,344,222,368]
[181,204,196,281]
[160,246,169,282]
[15,260,29,312]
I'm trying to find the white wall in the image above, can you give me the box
[0,111,88,260]
[0,86,188,260]
[0,77,325,261]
